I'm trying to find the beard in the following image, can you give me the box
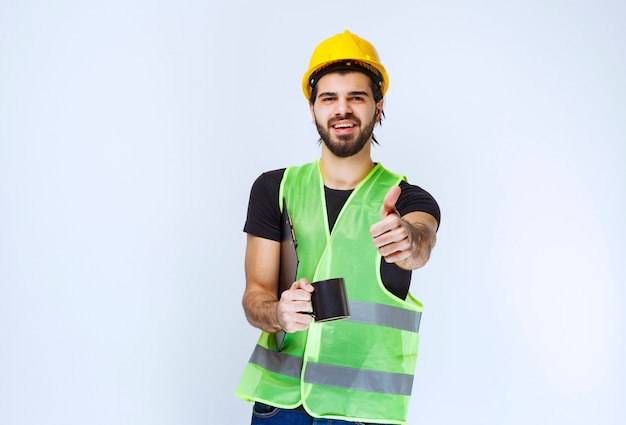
[315,112,377,158]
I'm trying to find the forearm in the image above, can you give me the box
[242,286,282,333]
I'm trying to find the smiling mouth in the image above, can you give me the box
[332,122,355,129]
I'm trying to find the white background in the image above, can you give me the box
[1,1,624,424]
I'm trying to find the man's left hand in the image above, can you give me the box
[369,186,412,264]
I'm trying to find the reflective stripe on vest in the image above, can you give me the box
[249,344,414,396]
[304,363,414,396]
[249,344,302,379]
[348,301,421,333]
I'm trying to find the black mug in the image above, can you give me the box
[310,278,350,322]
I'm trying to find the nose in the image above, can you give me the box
[335,96,352,116]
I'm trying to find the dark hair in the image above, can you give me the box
[308,68,385,144]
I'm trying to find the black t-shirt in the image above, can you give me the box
[244,168,440,299]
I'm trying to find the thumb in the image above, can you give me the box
[381,186,401,218]
[291,278,314,293]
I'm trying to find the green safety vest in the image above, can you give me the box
[236,160,423,425]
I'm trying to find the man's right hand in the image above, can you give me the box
[277,278,315,333]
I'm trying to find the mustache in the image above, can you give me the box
[328,114,361,127]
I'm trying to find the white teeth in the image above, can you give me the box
[334,123,354,128]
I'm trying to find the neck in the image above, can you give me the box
[319,144,375,190]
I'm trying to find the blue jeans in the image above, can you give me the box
[251,402,386,425]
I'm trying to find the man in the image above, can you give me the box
[236,30,440,425]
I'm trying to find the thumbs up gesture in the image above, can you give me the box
[369,186,413,264]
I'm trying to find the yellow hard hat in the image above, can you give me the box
[302,30,389,100]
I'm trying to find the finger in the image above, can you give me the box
[377,230,412,254]
[381,186,401,219]
[296,312,314,324]
[377,235,411,263]
[370,213,401,239]
[290,278,314,293]
[382,249,411,263]
[285,313,313,332]
[281,289,312,304]
[371,222,405,247]
[279,316,312,333]
[292,300,313,313]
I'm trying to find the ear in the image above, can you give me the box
[309,101,316,122]
[375,98,384,123]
